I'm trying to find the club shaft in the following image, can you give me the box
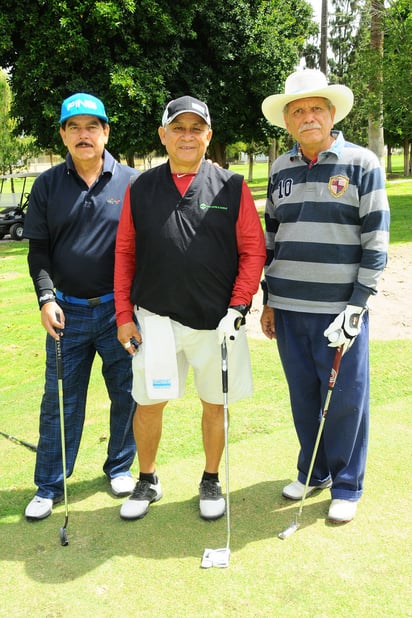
[221,338,230,551]
[0,431,37,452]
[297,345,344,517]
[56,335,69,525]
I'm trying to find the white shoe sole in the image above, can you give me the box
[199,499,226,521]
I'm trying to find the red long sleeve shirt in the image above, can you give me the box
[115,171,265,327]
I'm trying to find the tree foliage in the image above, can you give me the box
[382,0,412,172]
[0,70,39,174]
[0,0,315,165]
[306,0,411,171]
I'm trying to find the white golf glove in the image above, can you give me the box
[217,308,244,344]
[324,304,365,354]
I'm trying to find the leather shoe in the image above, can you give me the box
[111,475,135,497]
[25,495,62,520]
[282,479,332,500]
[328,499,357,523]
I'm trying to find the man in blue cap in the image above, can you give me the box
[24,93,139,520]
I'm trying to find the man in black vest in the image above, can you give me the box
[114,96,266,522]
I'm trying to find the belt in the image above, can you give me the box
[55,290,114,306]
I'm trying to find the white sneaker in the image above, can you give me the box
[25,496,54,520]
[328,499,358,523]
[110,475,135,497]
[199,480,226,520]
[120,479,163,520]
[282,479,332,500]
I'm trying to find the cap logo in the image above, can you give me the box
[192,102,206,114]
[66,98,98,113]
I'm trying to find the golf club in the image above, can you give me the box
[201,336,231,568]
[0,430,37,452]
[55,312,69,546]
[278,344,344,540]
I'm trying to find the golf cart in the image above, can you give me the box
[0,171,39,241]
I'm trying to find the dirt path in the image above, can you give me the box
[246,242,412,341]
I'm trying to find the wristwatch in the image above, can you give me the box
[229,304,250,329]
[229,304,250,317]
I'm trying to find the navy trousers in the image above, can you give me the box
[274,309,369,501]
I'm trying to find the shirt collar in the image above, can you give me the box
[65,149,115,175]
[290,130,344,161]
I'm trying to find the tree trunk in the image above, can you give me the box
[368,0,385,171]
[386,144,392,174]
[208,142,227,168]
[320,0,328,75]
[248,153,254,183]
[404,137,409,176]
[126,150,135,168]
[268,138,277,176]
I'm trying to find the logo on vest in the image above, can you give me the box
[199,203,228,211]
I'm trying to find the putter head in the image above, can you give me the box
[201,547,230,568]
[278,520,300,540]
[59,527,69,546]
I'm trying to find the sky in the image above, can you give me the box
[309,0,323,23]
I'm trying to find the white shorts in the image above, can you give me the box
[132,307,253,405]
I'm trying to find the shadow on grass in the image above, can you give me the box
[0,478,332,583]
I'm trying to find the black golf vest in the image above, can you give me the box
[129,161,243,329]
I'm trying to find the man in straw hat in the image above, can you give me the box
[260,70,390,524]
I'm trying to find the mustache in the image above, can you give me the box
[75,141,93,147]
[298,122,322,133]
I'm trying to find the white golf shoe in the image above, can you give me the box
[110,474,135,497]
[282,479,332,500]
[199,480,226,520]
[328,499,358,523]
[25,496,54,520]
[120,479,163,520]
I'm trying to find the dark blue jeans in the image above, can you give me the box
[34,299,136,499]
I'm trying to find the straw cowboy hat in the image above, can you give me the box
[262,69,354,129]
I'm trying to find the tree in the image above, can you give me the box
[383,0,412,175]
[0,70,39,175]
[368,0,385,168]
[170,0,316,165]
[0,0,315,166]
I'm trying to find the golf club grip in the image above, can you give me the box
[55,337,63,379]
[322,345,344,418]
[328,345,344,390]
[55,311,63,379]
[221,339,228,393]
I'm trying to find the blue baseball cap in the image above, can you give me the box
[59,93,109,124]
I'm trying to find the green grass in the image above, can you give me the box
[0,178,411,617]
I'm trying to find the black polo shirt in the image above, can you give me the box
[24,150,138,298]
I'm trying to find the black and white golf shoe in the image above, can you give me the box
[120,478,162,520]
[199,480,226,520]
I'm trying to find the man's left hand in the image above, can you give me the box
[324,304,365,353]
[217,308,243,344]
